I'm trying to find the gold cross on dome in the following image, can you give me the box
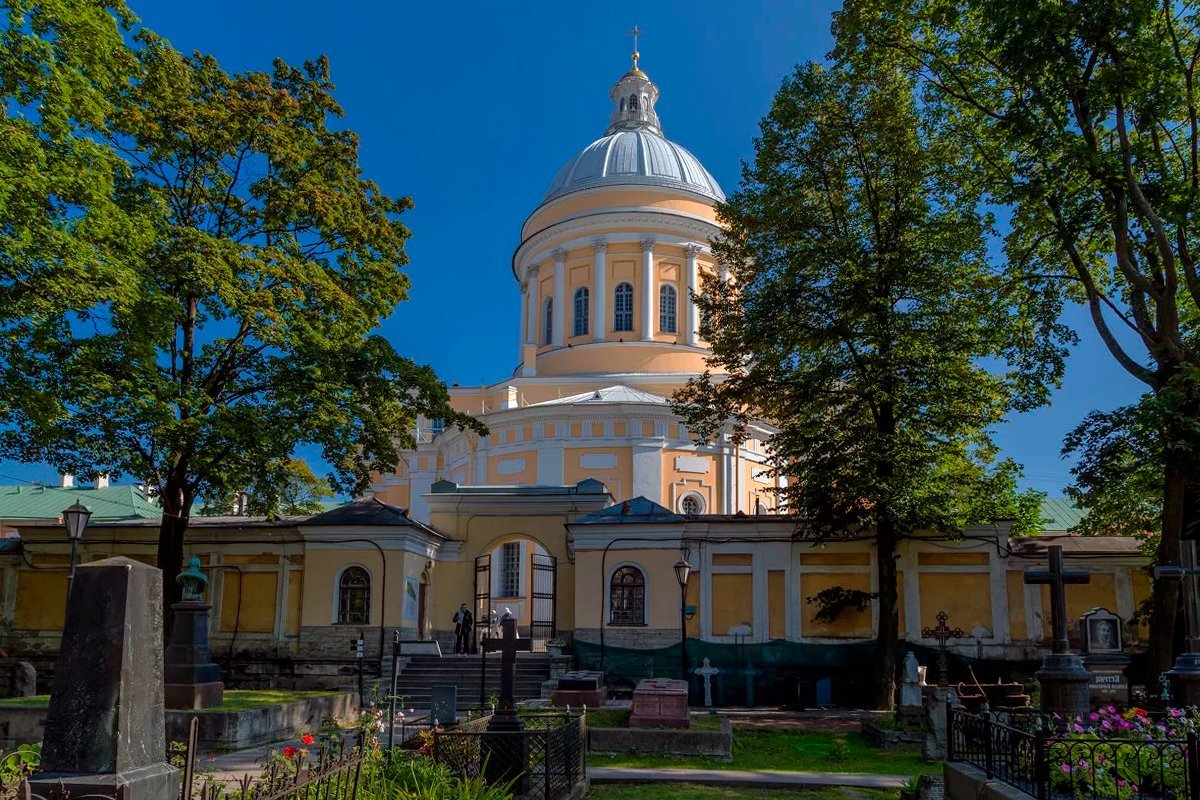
[628,25,642,67]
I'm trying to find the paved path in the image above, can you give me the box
[587,767,912,789]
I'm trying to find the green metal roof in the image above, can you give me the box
[0,484,159,522]
[1039,497,1085,533]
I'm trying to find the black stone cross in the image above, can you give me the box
[1024,544,1089,654]
[498,616,517,712]
[921,610,964,687]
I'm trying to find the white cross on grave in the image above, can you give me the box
[694,657,720,708]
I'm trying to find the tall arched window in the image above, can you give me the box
[543,298,553,345]
[613,282,633,332]
[628,94,639,111]
[659,284,678,333]
[609,565,646,626]
[620,97,626,112]
[573,287,589,337]
[337,566,370,624]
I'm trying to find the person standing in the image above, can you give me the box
[453,603,473,654]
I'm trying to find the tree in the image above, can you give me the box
[200,458,335,517]
[0,20,484,624]
[674,57,1057,709]
[839,0,1200,673]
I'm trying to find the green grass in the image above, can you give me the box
[197,690,340,711]
[587,783,902,800]
[0,689,341,711]
[588,727,939,776]
[585,709,722,731]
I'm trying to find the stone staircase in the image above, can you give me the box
[388,653,551,711]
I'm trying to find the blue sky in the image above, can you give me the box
[0,0,1146,495]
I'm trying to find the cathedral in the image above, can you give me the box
[0,51,1154,706]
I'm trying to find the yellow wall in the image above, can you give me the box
[802,572,873,637]
[219,571,278,633]
[574,548,684,630]
[487,449,538,485]
[919,572,992,635]
[1007,571,1027,640]
[1040,573,1117,639]
[768,569,786,640]
[13,571,66,631]
[563,447,633,501]
[711,573,754,635]
[523,190,720,239]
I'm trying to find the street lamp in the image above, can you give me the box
[62,501,92,601]
[674,552,692,683]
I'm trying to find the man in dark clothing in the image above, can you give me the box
[453,603,473,654]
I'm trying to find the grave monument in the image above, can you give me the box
[694,658,720,709]
[898,652,924,725]
[630,678,690,728]
[29,556,180,799]
[1024,544,1091,719]
[164,556,224,709]
[1080,607,1130,707]
[921,611,962,762]
[482,615,528,794]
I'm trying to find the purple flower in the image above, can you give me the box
[1061,764,1072,774]
[1074,724,1085,733]
[1117,779,1126,787]
[1172,709,1184,718]
[1090,713,1100,721]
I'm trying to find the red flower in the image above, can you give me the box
[283,746,298,759]
[1135,708,1149,718]
[301,734,315,746]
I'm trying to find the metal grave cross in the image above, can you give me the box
[921,610,964,687]
[1024,544,1089,654]
[694,658,719,708]
[1155,540,1200,652]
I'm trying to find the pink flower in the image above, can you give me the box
[1117,779,1126,787]
[1061,764,1072,773]
[1090,713,1099,721]
[1074,724,1085,733]
[1171,709,1184,718]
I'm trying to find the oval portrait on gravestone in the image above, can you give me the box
[1088,617,1120,652]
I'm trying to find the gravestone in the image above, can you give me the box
[694,658,719,709]
[552,671,605,707]
[0,660,37,698]
[922,686,959,763]
[483,616,527,794]
[1080,607,1130,707]
[630,678,690,728]
[898,652,924,725]
[164,556,224,709]
[1024,544,1090,719]
[431,685,458,727]
[29,556,180,799]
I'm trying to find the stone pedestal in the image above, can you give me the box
[483,710,528,795]
[552,671,606,707]
[922,686,958,763]
[1037,653,1091,720]
[29,556,180,800]
[630,678,689,728]
[1167,653,1200,706]
[164,601,224,709]
[1084,654,1131,708]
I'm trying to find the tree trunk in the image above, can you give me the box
[1149,425,1191,674]
[874,514,900,710]
[156,475,190,639]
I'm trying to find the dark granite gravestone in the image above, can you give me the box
[30,556,180,799]
[431,685,458,727]
[553,670,606,707]
[165,557,224,709]
[1024,545,1091,719]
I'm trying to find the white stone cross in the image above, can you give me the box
[694,657,720,708]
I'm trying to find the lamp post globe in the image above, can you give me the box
[62,501,92,601]
[674,555,692,685]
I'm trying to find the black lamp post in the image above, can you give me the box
[62,501,92,601]
[674,552,692,683]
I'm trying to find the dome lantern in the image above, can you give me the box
[606,35,662,136]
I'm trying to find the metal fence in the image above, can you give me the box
[431,712,587,800]
[948,707,1199,800]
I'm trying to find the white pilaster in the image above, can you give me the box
[593,238,607,342]
[720,437,734,513]
[988,548,1011,643]
[524,266,538,344]
[631,443,663,502]
[685,243,701,346]
[552,249,565,347]
[640,238,655,341]
[519,279,530,362]
[899,545,921,640]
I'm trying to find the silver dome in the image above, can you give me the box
[541,129,726,205]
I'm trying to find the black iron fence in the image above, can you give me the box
[431,712,587,800]
[948,707,1199,800]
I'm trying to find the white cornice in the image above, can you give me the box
[512,212,723,279]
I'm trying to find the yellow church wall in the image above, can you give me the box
[486,449,538,485]
[768,569,786,639]
[919,572,992,635]
[563,447,632,501]
[535,344,709,377]
[802,572,873,638]
[573,548,684,630]
[685,576,700,638]
[1131,570,1152,639]
[374,483,411,511]
[522,190,720,239]
[711,573,754,634]
[1007,571,1028,640]
[219,571,278,633]
[13,571,67,631]
[299,547,425,630]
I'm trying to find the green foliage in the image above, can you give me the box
[806,586,879,624]
[0,744,39,786]
[200,458,334,517]
[587,785,901,800]
[0,8,486,600]
[836,0,1200,667]
[675,44,1055,707]
[826,733,850,762]
[369,755,514,800]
